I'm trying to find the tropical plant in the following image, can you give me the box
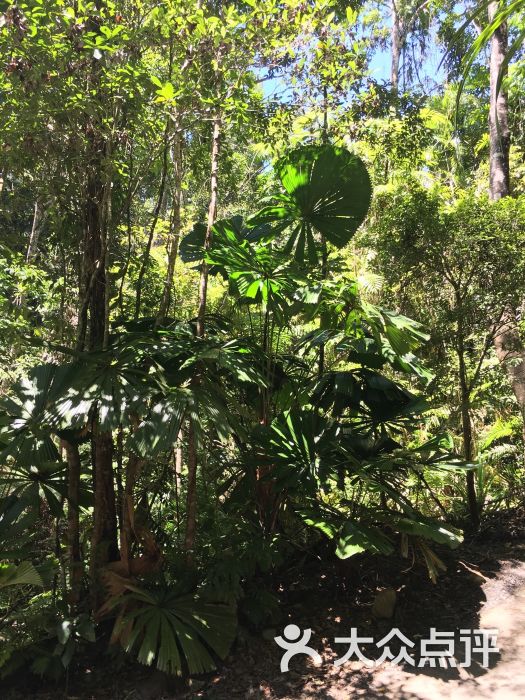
[106,581,236,675]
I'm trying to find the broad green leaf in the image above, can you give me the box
[0,561,43,589]
[336,521,394,559]
[250,145,372,262]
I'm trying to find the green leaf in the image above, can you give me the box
[112,585,237,676]
[387,515,463,549]
[481,418,514,451]
[297,507,339,539]
[0,561,44,589]
[179,222,207,263]
[250,145,372,262]
[336,521,394,559]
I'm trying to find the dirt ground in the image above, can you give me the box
[3,511,525,700]
[196,542,525,700]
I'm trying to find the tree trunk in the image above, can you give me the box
[488,1,511,201]
[184,114,221,560]
[390,0,403,95]
[488,3,525,444]
[16,199,46,307]
[156,126,183,326]
[175,429,183,493]
[196,114,221,338]
[72,6,119,610]
[184,420,198,559]
[120,453,144,573]
[493,308,525,444]
[76,130,109,353]
[90,429,119,608]
[459,359,479,529]
[139,37,174,322]
[83,141,119,608]
[135,121,170,320]
[26,199,45,263]
[63,439,83,609]
[456,293,479,530]
[318,238,328,376]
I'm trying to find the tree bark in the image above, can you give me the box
[16,199,46,307]
[76,130,109,353]
[488,1,511,201]
[63,439,83,609]
[156,125,183,326]
[488,3,525,444]
[454,287,479,530]
[196,114,221,338]
[184,420,198,558]
[135,121,170,320]
[90,429,119,608]
[390,0,403,95]
[120,453,144,573]
[82,134,120,607]
[458,344,479,529]
[74,2,119,610]
[26,199,45,263]
[184,114,221,560]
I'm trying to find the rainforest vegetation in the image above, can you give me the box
[0,0,525,697]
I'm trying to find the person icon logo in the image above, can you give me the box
[274,624,322,672]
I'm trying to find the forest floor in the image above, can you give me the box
[3,506,525,700]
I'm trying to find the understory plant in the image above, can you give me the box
[0,144,471,678]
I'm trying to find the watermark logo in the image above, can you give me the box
[274,624,323,672]
[274,626,499,670]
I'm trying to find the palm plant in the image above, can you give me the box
[0,143,477,681]
[177,144,470,576]
[106,580,236,675]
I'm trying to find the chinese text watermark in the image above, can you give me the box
[274,626,499,672]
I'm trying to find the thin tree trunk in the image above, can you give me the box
[390,0,403,95]
[136,35,174,322]
[115,425,124,534]
[90,429,119,608]
[16,199,46,307]
[488,1,511,200]
[86,179,119,608]
[318,95,329,375]
[63,439,82,609]
[196,114,221,338]
[26,199,45,263]
[184,421,198,558]
[135,121,170,320]
[118,146,134,316]
[76,131,108,353]
[83,137,119,601]
[175,429,183,492]
[82,135,120,603]
[318,239,328,376]
[103,172,112,349]
[184,114,221,559]
[455,292,479,529]
[156,126,183,326]
[173,431,183,540]
[120,453,144,573]
[458,349,479,529]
